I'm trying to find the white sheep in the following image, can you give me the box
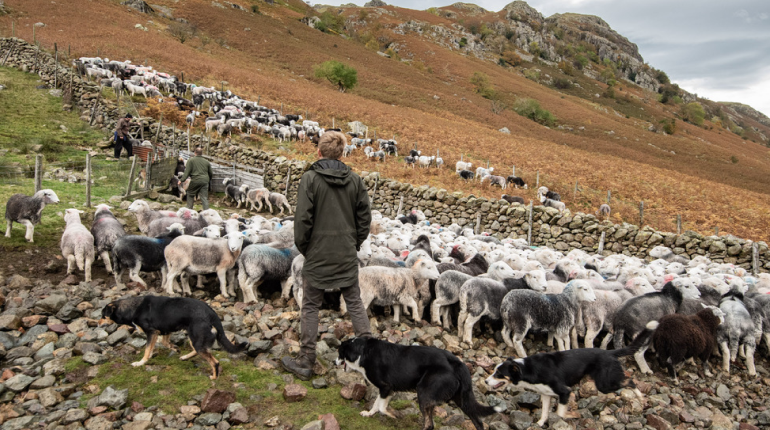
[163,232,244,298]
[61,209,95,282]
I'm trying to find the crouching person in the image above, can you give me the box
[281,131,372,380]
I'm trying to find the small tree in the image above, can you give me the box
[470,72,495,99]
[314,61,357,92]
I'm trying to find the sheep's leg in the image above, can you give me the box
[547,332,554,347]
[114,267,126,289]
[739,344,746,359]
[501,325,513,348]
[164,268,180,295]
[238,271,257,304]
[442,307,452,330]
[569,327,577,351]
[720,341,731,373]
[226,269,237,298]
[21,220,35,242]
[430,301,442,326]
[4,219,11,238]
[746,344,757,376]
[457,311,468,338]
[85,256,92,283]
[599,332,613,350]
[462,314,481,344]
[584,328,600,349]
[280,278,292,300]
[160,266,167,291]
[339,295,347,315]
[634,344,653,374]
[197,275,205,289]
[100,251,113,274]
[536,396,551,427]
[66,255,76,275]
[216,270,229,298]
[393,305,401,323]
[407,298,420,323]
[180,273,192,296]
[247,278,263,304]
[129,262,148,287]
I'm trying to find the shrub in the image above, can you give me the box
[574,54,588,69]
[365,39,379,51]
[528,41,541,58]
[681,102,705,126]
[504,29,515,40]
[660,118,676,135]
[524,69,540,82]
[501,50,522,67]
[251,4,260,13]
[314,61,358,92]
[478,23,494,40]
[731,156,739,164]
[656,70,670,84]
[470,72,495,99]
[659,84,680,104]
[459,37,467,48]
[558,61,574,76]
[553,77,571,89]
[315,11,344,34]
[168,22,197,44]
[513,98,556,126]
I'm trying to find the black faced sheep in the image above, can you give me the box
[4,189,60,242]
[223,178,246,208]
[112,223,185,288]
[506,176,527,189]
[90,204,125,274]
[647,305,725,382]
[459,170,475,181]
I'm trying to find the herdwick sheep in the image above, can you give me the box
[484,175,507,189]
[404,156,416,168]
[539,194,566,212]
[238,245,300,303]
[506,176,527,189]
[163,232,244,298]
[128,199,177,234]
[246,187,271,212]
[61,209,96,283]
[718,292,757,375]
[459,170,475,181]
[596,204,611,220]
[222,178,245,208]
[112,223,185,288]
[475,167,494,183]
[455,161,472,173]
[147,212,207,238]
[649,245,690,264]
[537,187,561,201]
[647,305,725,382]
[611,280,701,374]
[501,194,524,205]
[266,193,292,216]
[431,262,516,329]
[357,259,440,323]
[501,280,597,357]
[90,204,125,273]
[4,189,60,242]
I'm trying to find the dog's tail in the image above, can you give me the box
[611,322,657,358]
[211,315,247,354]
[455,360,505,418]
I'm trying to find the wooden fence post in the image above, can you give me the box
[54,43,58,89]
[89,87,102,125]
[86,154,91,208]
[597,231,606,254]
[396,196,404,217]
[125,156,138,196]
[284,167,291,196]
[639,201,644,226]
[715,226,719,236]
[527,200,533,246]
[607,191,611,205]
[32,25,35,45]
[154,113,163,143]
[536,170,539,188]
[574,180,578,201]
[144,155,152,191]
[474,212,481,235]
[33,45,38,74]
[187,126,191,152]
[171,123,176,148]
[34,154,43,193]
[752,243,759,275]
[512,166,515,177]
[11,21,14,38]
[677,214,682,235]
[1,42,14,67]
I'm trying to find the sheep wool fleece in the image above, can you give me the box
[295,159,371,290]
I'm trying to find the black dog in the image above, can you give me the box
[486,328,653,426]
[102,296,246,379]
[335,337,503,430]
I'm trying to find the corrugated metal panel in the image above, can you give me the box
[180,151,264,192]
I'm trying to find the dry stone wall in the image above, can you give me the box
[3,37,768,271]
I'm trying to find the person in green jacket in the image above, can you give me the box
[281,131,372,380]
[180,147,213,210]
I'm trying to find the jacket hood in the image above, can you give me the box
[310,159,352,186]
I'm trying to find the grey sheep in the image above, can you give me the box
[246,187,271,212]
[90,204,125,274]
[718,292,757,375]
[357,259,440,323]
[4,189,60,242]
[128,199,178,234]
[60,209,96,283]
[163,232,244,298]
[501,279,597,357]
[595,204,611,220]
[237,245,300,303]
[539,194,566,212]
[147,213,208,237]
[266,192,292,216]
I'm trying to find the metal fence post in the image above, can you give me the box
[34,154,43,193]
[86,154,92,208]
[527,200,533,246]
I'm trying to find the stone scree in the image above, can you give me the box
[3,37,769,271]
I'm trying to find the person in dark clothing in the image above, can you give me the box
[179,147,213,210]
[281,131,373,381]
[114,114,135,159]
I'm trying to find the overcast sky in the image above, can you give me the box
[318,0,770,117]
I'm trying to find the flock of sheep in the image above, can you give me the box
[5,185,769,385]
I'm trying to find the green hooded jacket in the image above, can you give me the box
[295,159,371,290]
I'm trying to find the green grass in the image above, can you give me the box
[69,351,425,429]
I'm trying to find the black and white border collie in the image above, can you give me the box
[485,328,653,426]
[336,337,504,430]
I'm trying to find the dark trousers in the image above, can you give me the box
[114,134,133,159]
[186,180,210,210]
[300,279,372,361]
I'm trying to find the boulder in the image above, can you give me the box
[201,388,236,413]
[97,385,128,409]
[283,384,307,403]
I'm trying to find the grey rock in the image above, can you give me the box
[19,324,49,346]
[6,346,35,360]
[82,351,107,365]
[513,391,541,408]
[35,294,68,314]
[300,420,323,430]
[311,378,328,389]
[43,357,66,376]
[62,408,89,424]
[716,383,730,401]
[107,328,130,345]
[5,374,37,392]
[97,385,128,409]
[30,374,56,389]
[56,303,83,321]
[34,342,55,361]
[2,416,35,430]
[0,315,22,330]
[195,412,223,426]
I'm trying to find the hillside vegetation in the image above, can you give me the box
[2,0,770,241]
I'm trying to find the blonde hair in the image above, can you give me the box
[318,131,346,160]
